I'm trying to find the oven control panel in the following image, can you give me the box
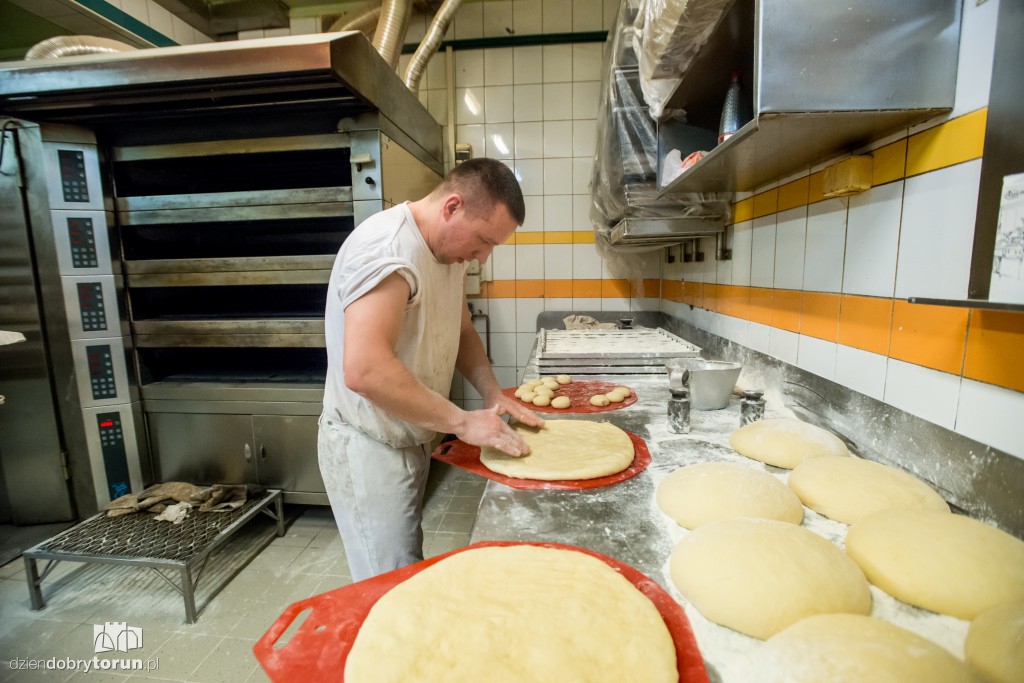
[96,412,131,500]
[61,276,121,339]
[71,338,132,407]
[83,403,146,507]
[52,211,113,275]
[58,149,91,203]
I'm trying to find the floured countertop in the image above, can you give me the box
[470,370,969,682]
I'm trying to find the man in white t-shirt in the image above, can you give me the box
[319,158,544,582]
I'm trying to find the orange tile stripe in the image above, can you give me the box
[728,108,988,225]
[654,279,1024,395]
[503,230,594,245]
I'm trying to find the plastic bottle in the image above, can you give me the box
[718,71,752,144]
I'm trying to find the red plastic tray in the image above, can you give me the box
[254,541,708,683]
[431,430,651,490]
[502,379,639,413]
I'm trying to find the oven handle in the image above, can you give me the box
[244,443,252,462]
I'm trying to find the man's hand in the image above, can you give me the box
[486,392,545,429]
[454,406,532,457]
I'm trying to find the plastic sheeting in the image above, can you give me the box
[589,0,727,262]
[634,0,733,120]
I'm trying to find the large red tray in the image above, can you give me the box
[432,430,651,490]
[502,379,639,413]
[254,541,708,683]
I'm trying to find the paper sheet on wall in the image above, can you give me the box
[989,173,1024,304]
[987,174,1024,305]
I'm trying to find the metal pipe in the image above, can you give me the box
[372,0,413,70]
[25,36,136,60]
[329,3,382,37]
[404,0,462,94]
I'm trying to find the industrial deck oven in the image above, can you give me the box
[0,33,443,521]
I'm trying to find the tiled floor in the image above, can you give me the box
[0,462,485,682]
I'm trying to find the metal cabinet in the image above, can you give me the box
[147,411,325,503]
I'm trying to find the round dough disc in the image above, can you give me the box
[742,614,975,683]
[480,420,634,481]
[656,462,803,529]
[788,456,949,524]
[669,517,871,639]
[965,600,1024,683]
[845,509,1024,620]
[345,545,678,683]
[729,418,848,468]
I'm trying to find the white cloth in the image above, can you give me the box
[318,415,430,582]
[322,203,467,448]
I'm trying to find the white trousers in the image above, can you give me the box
[317,415,431,583]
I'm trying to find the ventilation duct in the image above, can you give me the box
[404,0,462,94]
[372,0,413,69]
[25,36,137,61]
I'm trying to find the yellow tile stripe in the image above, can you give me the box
[503,231,594,245]
[728,109,988,225]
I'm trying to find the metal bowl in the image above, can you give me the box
[669,359,742,410]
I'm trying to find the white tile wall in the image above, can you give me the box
[803,197,848,293]
[542,158,573,195]
[456,124,486,158]
[454,1,483,39]
[454,50,484,87]
[572,0,603,31]
[513,46,544,84]
[944,0,999,122]
[843,180,903,297]
[483,1,513,38]
[492,245,516,280]
[573,297,602,310]
[572,157,593,194]
[572,82,600,119]
[485,123,515,158]
[750,215,777,288]
[571,195,591,231]
[515,158,544,195]
[769,328,800,365]
[542,0,572,33]
[545,297,573,311]
[485,87,515,123]
[894,160,981,300]
[516,298,546,332]
[774,207,807,290]
[731,220,753,286]
[572,43,604,81]
[515,244,544,279]
[572,119,597,157]
[883,359,961,429]
[488,299,517,333]
[514,121,544,157]
[797,335,837,381]
[516,332,538,366]
[542,44,573,82]
[544,244,572,279]
[543,120,573,157]
[572,244,603,279]
[834,345,888,401]
[747,322,771,355]
[544,194,572,229]
[522,196,543,231]
[513,85,543,122]
[512,0,543,36]
[955,378,1024,459]
[456,89,484,124]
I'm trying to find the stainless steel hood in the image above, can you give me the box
[0,31,442,171]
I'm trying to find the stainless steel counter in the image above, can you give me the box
[470,349,969,682]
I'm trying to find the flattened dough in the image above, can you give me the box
[729,418,848,468]
[480,420,634,481]
[656,462,803,529]
[669,517,871,639]
[788,456,948,524]
[845,509,1024,620]
[743,614,975,683]
[965,600,1024,683]
[345,545,678,683]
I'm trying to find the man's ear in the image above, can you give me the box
[441,193,463,221]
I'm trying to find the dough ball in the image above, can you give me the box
[534,386,555,398]
[656,462,803,529]
[965,600,1024,683]
[614,386,632,396]
[551,396,571,409]
[481,420,634,480]
[520,390,536,403]
[605,391,625,403]
[729,418,848,469]
[669,517,871,639]
[788,456,948,524]
[532,394,551,407]
[556,374,572,385]
[525,379,543,388]
[742,614,975,683]
[590,395,610,407]
[345,545,678,683]
[541,377,559,388]
[514,386,528,398]
[845,509,1024,620]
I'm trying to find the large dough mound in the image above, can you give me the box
[845,509,1024,620]
[743,613,975,683]
[345,545,678,683]
[480,420,634,481]
[729,418,848,468]
[788,456,948,524]
[656,462,803,529]
[669,518,871,639]
[965,600,1024,683]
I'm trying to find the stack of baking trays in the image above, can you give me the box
[533,327,702,376]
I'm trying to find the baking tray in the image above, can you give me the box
[537,327,701,360]
[431,430,651,490]
[253,541,709,683]
[501,379,639,413]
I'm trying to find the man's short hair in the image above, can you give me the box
[437,158,526,225]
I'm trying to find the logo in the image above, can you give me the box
[93,622,143,654]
